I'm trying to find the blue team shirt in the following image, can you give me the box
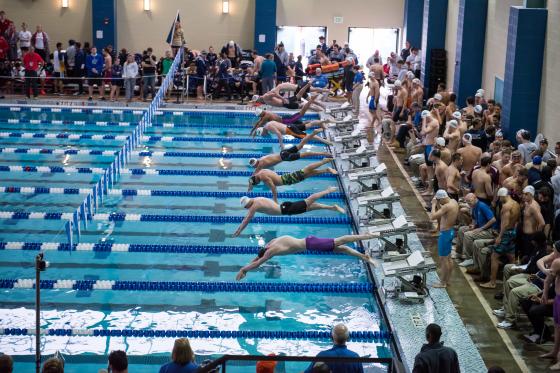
[472,200,497,229]
[304,345,364,373]
[85,54,104,75]
[312,74,328,88]
[159,361,198,373]
[353,71,364,84]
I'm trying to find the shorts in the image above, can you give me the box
[305,235,335,252]
[368,98,376,112]
[280,146,301,162]
[424,145,433,166]
[491,229,516,254]
[282,112,303,125]
[555,295,560,326]
[53,72,63,78]
[286,124,306,139]
[111,78,123,87]
[438,228,454,257]
[392,106,403,122]
[87,72,102,84]
[280,170,305,185]
[280,200,308,215]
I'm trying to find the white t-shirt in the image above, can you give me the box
[18,30,31,48]
[34,33,45,49]
[53,50,65,73]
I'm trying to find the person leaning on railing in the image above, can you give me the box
[159,338,198,373]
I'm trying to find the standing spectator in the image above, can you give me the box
[159,338,199,373]
[109,56,123,101]
[82,41,91,56]
[274,42,288,82]
[102,47,112,94]
[66,39,76,82]
[259,53,276,94]
[221,40,241,68]
[318,35,328,54]
[304,324,363,373]
[206,46,217,67]
[294,55,304,83]
[73,42,85,95]
[251,50,264,74]
[142,47,156,101]
[214,52,232,100]
[52,42,66,94]
[516,129,537,164]
[17,22,32,53]
[401,40,412,61]
[31,25,49,62]
[0,353,13,373]
[170,21,185,56]
[5,22,16,61]
[413,324,460,373]
[0,11,11,36]
[41,357,63,373]
[23,46,44,99]
[161,50,173,77]
[107,350,128,373]
[86,46,104,100]
[195,52,207,100]
[123,53,138,103]
[0,35,7,61]
[118,48,128,66]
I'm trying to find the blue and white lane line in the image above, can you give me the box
[0,132,129,141]
[0,147,117,156]
[0,119,254,129]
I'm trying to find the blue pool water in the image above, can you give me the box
[0,105,392,372]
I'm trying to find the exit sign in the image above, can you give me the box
[334,16,343,24]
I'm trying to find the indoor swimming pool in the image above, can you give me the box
[0,105,393,372]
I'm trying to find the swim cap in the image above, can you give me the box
[463,133,472,143]
[255,107,263,117]
[477,88,485,95]
[249,158,258,167]
[412,78,421,85]
[436,137,445,147]
[435,190,448,199]
[475,92,483,98]
[251,94,260,102]
[474,105,483,113]
[407,71,415,79]
[256,128,264,136]
[434,93,443,101]
[421,110,430,118]
[394,80,402,87]
[448,120,458,128]
[497,187,509,197]
[533,155,543,165]
[240,196,251,207]
[495,130,504,137]
[452,111,462,120]
[523,185,535,196]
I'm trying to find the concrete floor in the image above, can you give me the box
[377,143,554,373]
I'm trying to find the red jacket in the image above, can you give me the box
[23,51,44,72]
[0,36,8,60]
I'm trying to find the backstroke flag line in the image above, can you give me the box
[166,10,181,44]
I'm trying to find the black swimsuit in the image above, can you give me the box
[280,200,308,215]
[280,146,301,161]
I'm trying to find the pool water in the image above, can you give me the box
[0,105,392,372]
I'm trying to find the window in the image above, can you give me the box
[276,26,327,66]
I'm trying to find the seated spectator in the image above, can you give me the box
[159,338,198,373]
[0,353,13,373]
[311,362,331,373]
[304,324,364,373]
[412,323,460,373]
[255,354,277,373]
[108,350,128,373]
[42,357,63,373]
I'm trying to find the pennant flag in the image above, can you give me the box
[166,11,181,44]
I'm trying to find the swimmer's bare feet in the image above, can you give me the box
[313,128,324,134]
[333,204,346,214]
[327,167,338,175]
[367,232,381,239]
[362,254,378,267]
[432,282,447,288]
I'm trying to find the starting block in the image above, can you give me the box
[326,103,353,119]
[357,186,400,221]
[339,145,377,170]
[364,215,416,256]
[333,131,365,152]
[327,115,359,135]
[381,250,437,300]
[347,163,387,192]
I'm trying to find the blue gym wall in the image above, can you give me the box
[501,6,547,141]
[91,0,117,50]
[254,0,277,54]
[420,0,449,89]
[453,0,488,106]
[403,0,425,49]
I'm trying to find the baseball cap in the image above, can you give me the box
[448,120,458,128]
[497,187,509,197]
[435,190,448,199]
[452,111,462,120]
[421,110,430,118]
[436,137,446,146]
[240,196,251,207]
[434,93,442,101]
[523,185,535,196]
[255,107,263,117]
[249,158,258,167]
[533,155,543,165]
[394,80,402,87]
[474,105,483,113]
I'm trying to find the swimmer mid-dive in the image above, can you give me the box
[235,233,380,280]
[249,129,332,173]
[253,120,333,147]
[248,158,337,202]
[233,186,345,237]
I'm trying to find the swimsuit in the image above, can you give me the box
[438,228,454,257]
[368,97,376,112]
[280,146,301,161]
[282,112,303,125]
[490,228,516,254]
[424,145,434,166]
[280,170,306,185]
[305,235,335,252]
[554,295,560,326]
[280,200,308,215]
[286,124,306,139]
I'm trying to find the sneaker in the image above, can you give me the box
[522,334,541,344]
[497,320,514,329]
[494,291,504,300]
[458,259,474,267]
[492,308,505,318]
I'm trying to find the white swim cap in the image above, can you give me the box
[407,71,415,79]
[452,111,462,119]
[255,107,263,117]
[448,120,458,128]
[421,110,430,118]
[475,92,483,98]
[434,93,443,101]
[251,94,260,102]
[412,78,421,85]
[496,130,504,137]
[240,196,251,207]
[523,185,535,196]
[436,137,446,147]
[249,158,258,167]
[435,190,448,200]
[497,187,509,197]
[463,133,472,143]
[394,80,402,87]
[477,88,485,95]
[256,127,264,136]
[474,105,483,113]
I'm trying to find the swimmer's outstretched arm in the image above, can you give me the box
[250,118,265,137]
[236,256,270,280]
[264,179,278,203]
[233,208,257,237]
